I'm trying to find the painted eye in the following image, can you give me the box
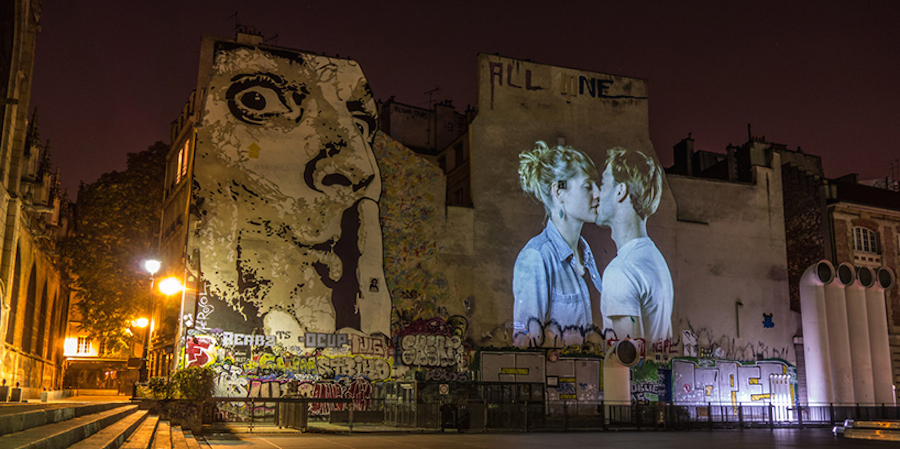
[229,86,290,124]
[353,117,369,136]
[226,75,294,125]
[347,98,377,142]
[240,91,266,110]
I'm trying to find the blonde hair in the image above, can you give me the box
[604,147,663,219]
[518,141,598,213]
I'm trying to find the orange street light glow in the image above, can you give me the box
[133,317,149,328]
[158,277,184,296]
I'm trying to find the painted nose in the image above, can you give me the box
[304,114,377,197]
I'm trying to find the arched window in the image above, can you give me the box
[5,247,21,345]
[35,282,49,357]
[853,227,880,254]
[21,264,37,353]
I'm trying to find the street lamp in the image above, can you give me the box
[158,277,184,296]
[132,318,149,328]
[144,260,161,276]
[138,259,161,384]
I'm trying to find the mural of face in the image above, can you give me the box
[194,42,390,336]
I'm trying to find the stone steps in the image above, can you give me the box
[68,410,148,449]
[121,415,206,449]
[122,415,159,449]
[0,404,138,449]
[0,401,207,449]
[0,402,132,436]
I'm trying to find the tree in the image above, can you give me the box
[62,141,167,355]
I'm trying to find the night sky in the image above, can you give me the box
[29,1,900,196]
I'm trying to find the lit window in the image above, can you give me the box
[174,140,189,184]
[853,227,879,254]
[76,337,92,354]
[179,140,189,179]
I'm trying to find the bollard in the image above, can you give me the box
[634,403,639,430]
[768,402,774,430]
[10,383,22,403]
[601,400,607,431]
[249,398,255,433]
[738,403,744,430]
[830,403,835,427]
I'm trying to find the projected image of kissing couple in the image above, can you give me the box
[512,141,672,348]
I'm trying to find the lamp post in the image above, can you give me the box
[138,260,160,383]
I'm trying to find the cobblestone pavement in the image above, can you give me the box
[204,428,893,449]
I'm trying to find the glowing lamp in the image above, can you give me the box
[144,259,161,276]
[133,317,149,328]
[158,277,184,296]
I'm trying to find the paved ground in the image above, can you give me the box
[203,428,895,448]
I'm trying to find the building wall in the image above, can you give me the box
[2,222,69,396]
[781,163,827,313]
[830,204,900,329]
[0,0,71,398]
[163,43,803,411]
[829,202,900,391]
[467,53,794,362]
[380,101,431,152]
[379,99,469,158]
[667,162,795,363]
[468,53,669,346]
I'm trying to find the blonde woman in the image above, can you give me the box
[513,141,602,346]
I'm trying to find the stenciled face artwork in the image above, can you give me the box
[193,42,391,337]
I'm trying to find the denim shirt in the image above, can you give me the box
[512,220,602,339]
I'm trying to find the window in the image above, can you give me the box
[179,140,189,180]
[77,337,92,354]
[853,227,879,254]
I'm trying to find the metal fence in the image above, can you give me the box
[190,395,900,433]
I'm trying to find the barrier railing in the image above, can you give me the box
[183,397,900,433]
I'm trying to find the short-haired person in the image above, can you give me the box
[513,141,602,346]
[595,147,673,344]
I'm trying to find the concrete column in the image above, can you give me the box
[799,260,834,405]
[824,263,855,404]
[867,267,896,405]
[846,266,875,405]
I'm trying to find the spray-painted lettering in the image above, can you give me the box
[399,334,465,370]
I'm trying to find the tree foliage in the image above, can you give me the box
[61,141,167,355]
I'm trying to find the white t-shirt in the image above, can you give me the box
[601,237,673,343]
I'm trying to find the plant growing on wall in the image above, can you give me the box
[61,141,167,355]
[372,133,451,326]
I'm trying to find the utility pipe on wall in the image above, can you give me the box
[866,267,896,405]
[846,266,875,405]
[799,260,835,405]
[824,262,855,404]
